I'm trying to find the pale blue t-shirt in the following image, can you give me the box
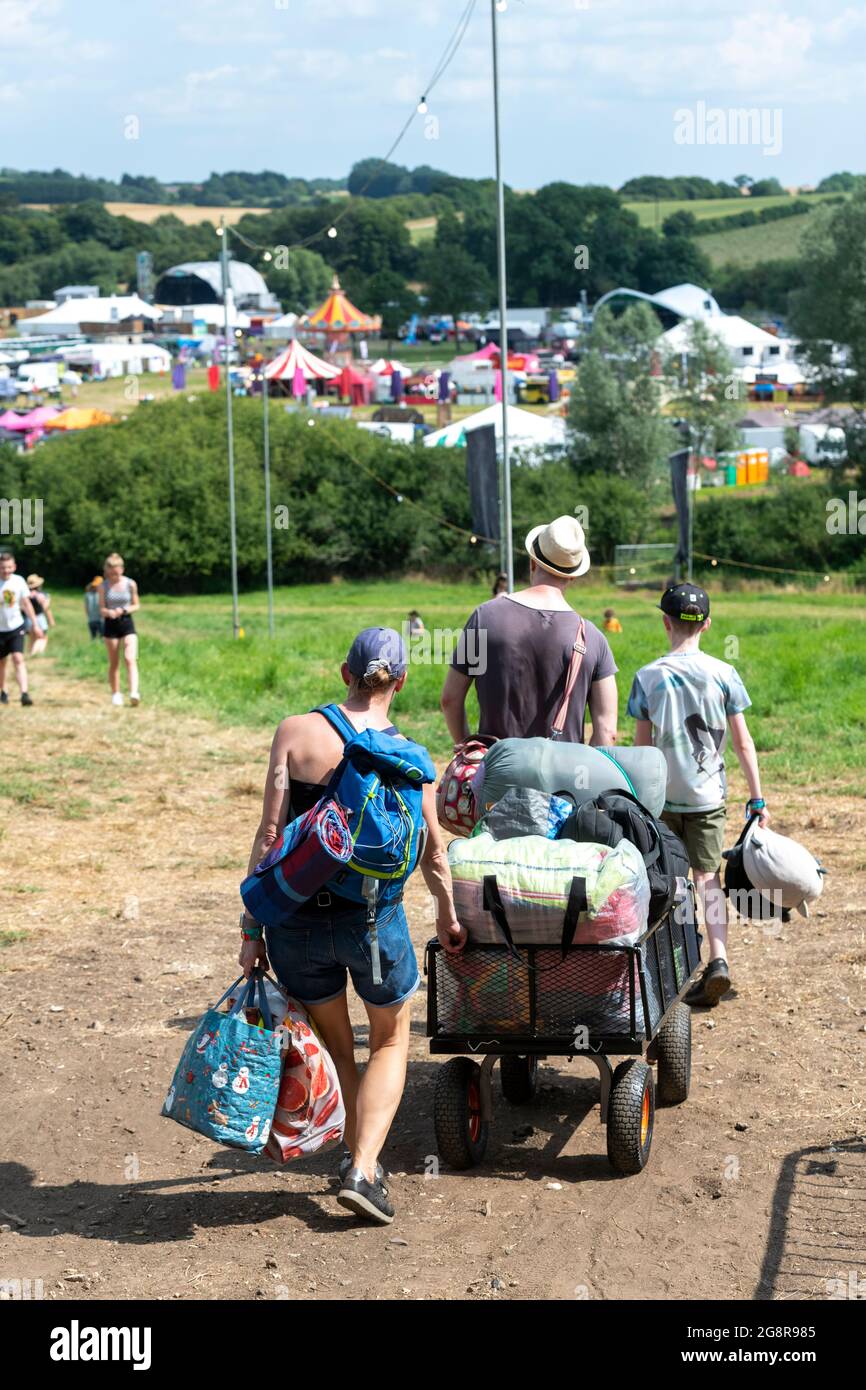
[627,650,751,812]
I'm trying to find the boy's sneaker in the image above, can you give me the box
[338,1150,383,1186]
[0,690,8,704]
[685,957,731,1007]
[337,1168,394,1225]
[111,692,124,707]
[20,692,33,706]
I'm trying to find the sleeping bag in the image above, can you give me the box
[474,740,668,821]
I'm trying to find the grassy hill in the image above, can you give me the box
[700,213,814,268]
[621,192,840,228]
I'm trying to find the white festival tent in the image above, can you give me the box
[424,402,566,449]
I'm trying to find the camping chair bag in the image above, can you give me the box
[474,740,668,823]
[724,815,825,921]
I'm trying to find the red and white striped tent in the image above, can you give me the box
[264,339,341,381]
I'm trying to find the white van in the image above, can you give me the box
[16,361,60,395]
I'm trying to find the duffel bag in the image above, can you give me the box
[448,832,650,949]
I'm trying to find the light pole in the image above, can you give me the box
[491,0,513,591]
[218,217,241,639]
[262,366,275,637]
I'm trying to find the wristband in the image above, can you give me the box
[239,911,263,940]
[746,798,766,811]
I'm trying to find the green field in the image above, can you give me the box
[46,581,866,792]
[621,192,839,229]
[700,213,814,269]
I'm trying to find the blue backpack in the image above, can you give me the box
[312,704,435,906]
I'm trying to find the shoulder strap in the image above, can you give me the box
[313,702,358,744]
[550,617,587,742]
[561,876,587,954]
[482,875,518,955]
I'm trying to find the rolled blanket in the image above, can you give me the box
[241,800,352,928]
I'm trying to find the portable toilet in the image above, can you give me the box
[746,449,760,484]
[736,451,748,485]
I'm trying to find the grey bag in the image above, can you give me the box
[476,787,574,841]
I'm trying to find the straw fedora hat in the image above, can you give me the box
[26,574,45,588]
[524,515,591,579]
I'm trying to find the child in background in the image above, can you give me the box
[407,610,424,635]
[603,608,622,634]
[84,576,104,639]
[627,583,770,1008]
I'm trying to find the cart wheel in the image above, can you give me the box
[434,1058,489,1170]
[500,1054,539,1104]
[606,1060,655,1175]
[656,1001,691,1105]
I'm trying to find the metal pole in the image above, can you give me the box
[220,218,241,639]
[262,368,275,637]
[687,425,695,581]
[491,0,513,592]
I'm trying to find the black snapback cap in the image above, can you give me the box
[658,583,710,621]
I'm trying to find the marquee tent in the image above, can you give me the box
[43,407,113,431]
[304,276,379,334]
[424,403,566,449]
[1,405,61,430]
[264,339,340,382]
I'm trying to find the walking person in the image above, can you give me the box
[84,576,104,640]
[98,553,141,707]
[627,583,770,1007]
[26,574,54,655]
[239,626,463,1225]
[440,515,619,746]
[0,550,42,706]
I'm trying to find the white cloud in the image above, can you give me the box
[718,14,813,89]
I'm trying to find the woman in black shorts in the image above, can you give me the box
[98,552,141,707]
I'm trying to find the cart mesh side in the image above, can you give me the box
[427,889,700,1046]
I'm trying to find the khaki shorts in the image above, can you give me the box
[661,805,727,874]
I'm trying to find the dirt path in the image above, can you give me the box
[1,658,864,1301]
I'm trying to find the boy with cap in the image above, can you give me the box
[627,583,770,1007]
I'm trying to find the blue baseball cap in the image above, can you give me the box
[346,627,407,681]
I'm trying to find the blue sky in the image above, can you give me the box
[2,0,864,188]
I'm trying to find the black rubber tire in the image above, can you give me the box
[606,1060,655,1175]
[434,1057,489,1170]
[499,1054,539,1104]
[656,1001,692,1105]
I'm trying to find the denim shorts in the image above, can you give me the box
[264,898,420,1009]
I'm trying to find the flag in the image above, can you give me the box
[172,363,186,391]
[494,369,502,402]
[438,370,450,402]
[207,364,220,391]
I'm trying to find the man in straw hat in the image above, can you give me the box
[441,515,618,745]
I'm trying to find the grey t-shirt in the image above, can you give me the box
[451,596,617,743]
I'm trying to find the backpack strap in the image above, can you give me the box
[314,703,399,741]
[550,618,587,742]
[313,702,358,744]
